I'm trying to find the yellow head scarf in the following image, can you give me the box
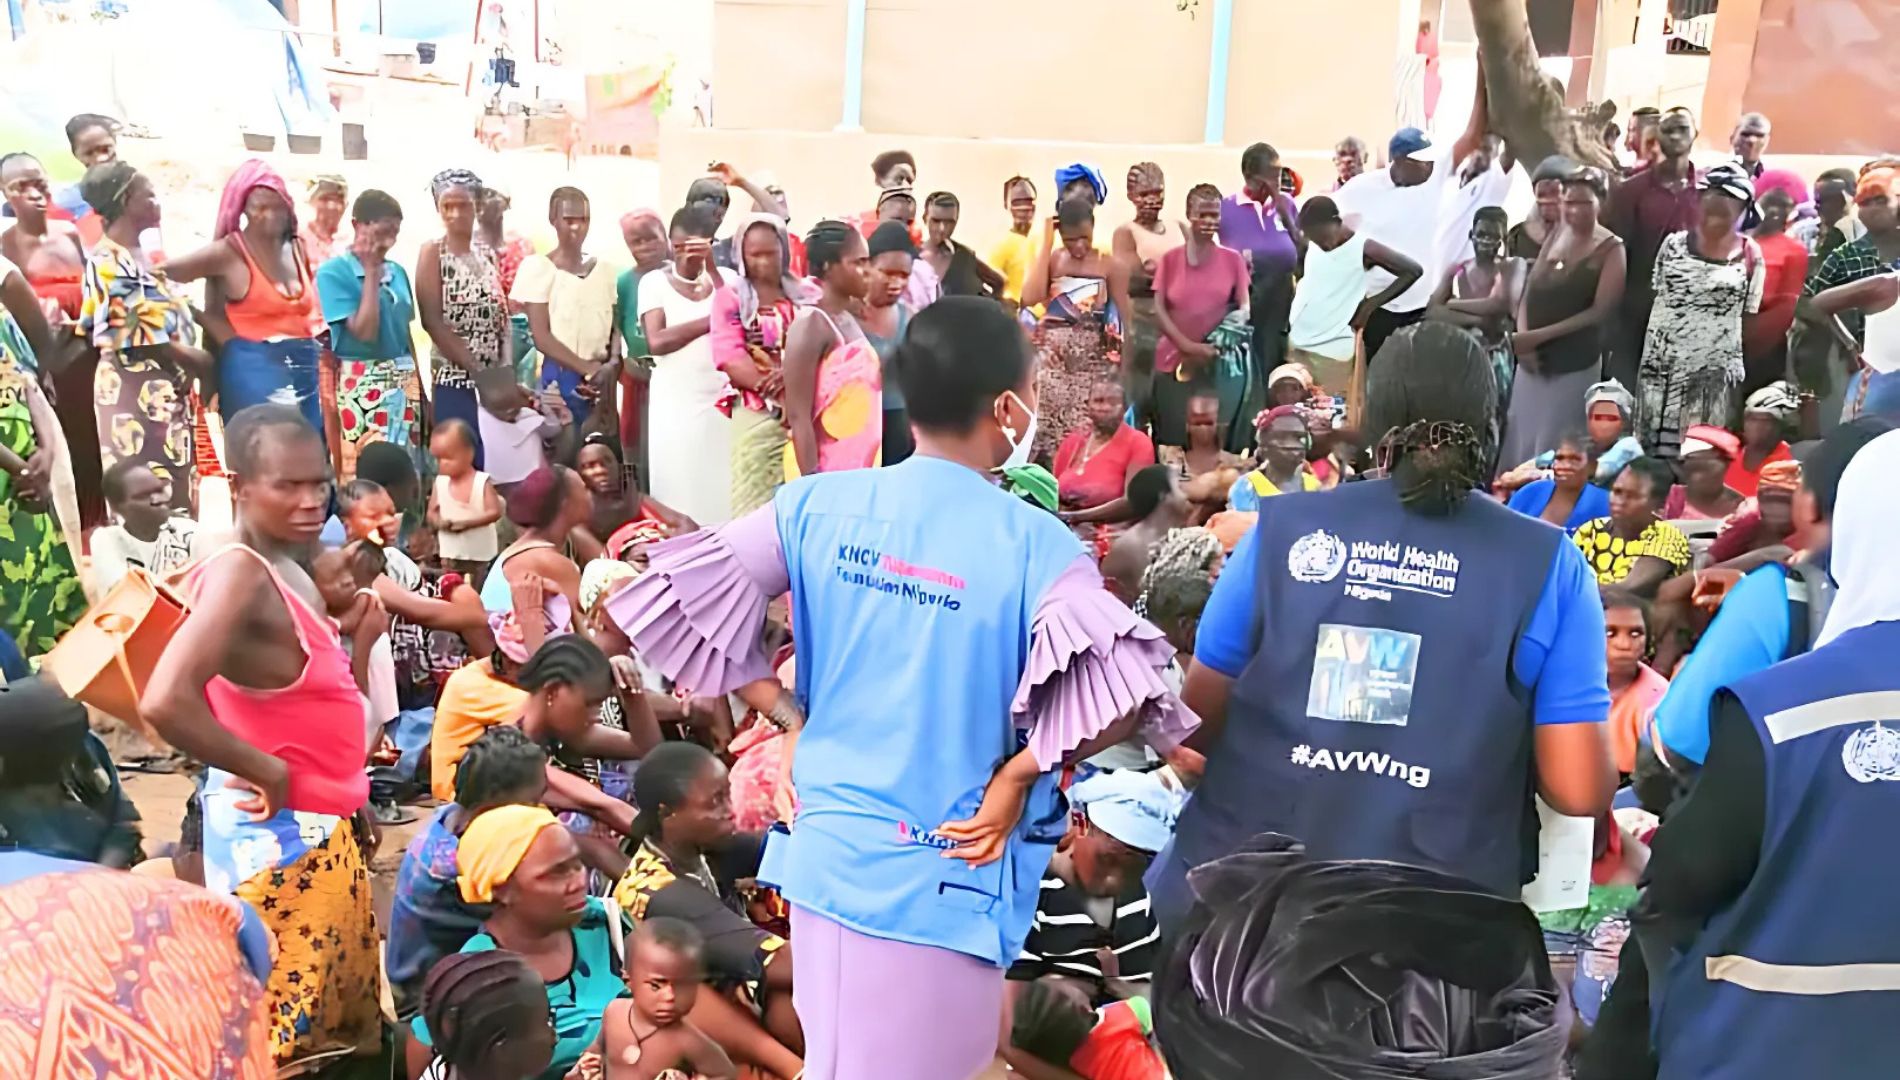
[457,804,561,904]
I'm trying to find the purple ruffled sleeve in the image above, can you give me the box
[602,507,788,696]
[1013,555,1200,770]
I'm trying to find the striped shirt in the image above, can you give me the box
[1007,874,1160,991]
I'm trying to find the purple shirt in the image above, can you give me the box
[1152,245,1249,373]
[1218,192,1300,284]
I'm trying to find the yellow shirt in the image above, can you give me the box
[1572,517,1692,585]
[988,231,1037,302]
[430,659,531,801]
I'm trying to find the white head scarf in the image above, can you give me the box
[1814,428,1900,647]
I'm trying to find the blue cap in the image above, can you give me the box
[1389,127,1434,161]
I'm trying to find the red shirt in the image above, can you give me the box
[1069,1000,1165,1080]
[1745,233,1808,360]
[1052,423,1156,509]
[1724,441,1792,499]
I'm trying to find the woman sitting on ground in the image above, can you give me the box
[387,726,550,1021]
[480,464,592,656]
[1496,379,1645,494]
[611,742,805,1080]
[1227,405,1321,513]
[1053,377,1156,551]
[1572,457,1693,596]
[1726,381,1796,498]
[406,805,623,1080]
[1661,425,1744,522]
[1506,430,1611,534]
[573,434,693,561]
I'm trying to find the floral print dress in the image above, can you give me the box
[78,237,197,512]
[0,314,86,655]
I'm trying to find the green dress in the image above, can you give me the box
[0,314,85,657]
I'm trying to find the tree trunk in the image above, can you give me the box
[1468,0,1617,171]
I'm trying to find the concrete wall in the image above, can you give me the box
[690,0,1415,243]
[1703,0,1900,157]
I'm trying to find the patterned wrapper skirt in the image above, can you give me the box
[0,863,274,1079]
[202,774,381,1069]
[336,357,425,480]
[1032,323,1114,465]
[1638,360,1736,460]
[729,405,787,517]
[94,348,195,513]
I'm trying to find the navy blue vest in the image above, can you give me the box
[1173,479,1561,897]
[1655,620,1900,1080]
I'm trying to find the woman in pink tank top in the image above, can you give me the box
[784,222,883,476]
[141,405,381,1069]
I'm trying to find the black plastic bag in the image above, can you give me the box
[1155,834,1566,1079]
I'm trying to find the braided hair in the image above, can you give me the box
[1002,175,1037,202]
[1183,182,1222,210]
[627,741,717,846]
[454,725,549,810]
[1364,323,1496,516]
[516,634,612,698]
[806,219,860,277]
[421,951,547,1068]
[1139,527,1225,624]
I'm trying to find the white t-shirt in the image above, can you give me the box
[1435,161,1514,281]
[1333,152,1457,313]
[89,517,203,594]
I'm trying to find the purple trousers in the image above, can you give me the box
[790,905,1005,1080]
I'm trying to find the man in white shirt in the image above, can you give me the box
[1333,68,1492,361]
[1435,133,1516,276]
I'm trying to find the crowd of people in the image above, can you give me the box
[2,77,1899,1080]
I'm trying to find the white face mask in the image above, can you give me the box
[997,391,1038,470]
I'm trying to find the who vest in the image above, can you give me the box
[1174,479,1561,896]
[1655,619,1900,1080]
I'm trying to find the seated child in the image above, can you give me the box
[1603,589,1668,778]
[418,949,556,1080]
[1009,769,1184,1005]
[1010,977,1164,1080]
[428,419,503,583]
[570,918,737,1080]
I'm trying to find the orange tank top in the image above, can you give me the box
[184,545,369,816]
[225,233,319,341]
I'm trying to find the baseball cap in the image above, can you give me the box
[1389,127,1434,162]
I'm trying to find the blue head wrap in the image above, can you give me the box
[1054,162,1107,205]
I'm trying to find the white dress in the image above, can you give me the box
[639,270,732,525]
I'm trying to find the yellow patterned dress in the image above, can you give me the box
[78,237,197,513]
[612,839,786,994]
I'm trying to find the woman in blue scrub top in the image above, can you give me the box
[1152,323,1616,930]
[605,297,1196,1080]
